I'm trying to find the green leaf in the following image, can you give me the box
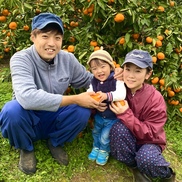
[24,3,33,10]
[125,33,130,44]
[165,42,173,55]
[97,0,105,10]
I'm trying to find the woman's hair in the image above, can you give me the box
[31,23,63,36]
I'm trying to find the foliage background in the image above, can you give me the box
[0,0,182,123]
[0,0,182,181]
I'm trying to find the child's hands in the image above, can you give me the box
[95,91,107,103]
[109,100,129,114]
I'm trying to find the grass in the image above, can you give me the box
[0,64,182,182]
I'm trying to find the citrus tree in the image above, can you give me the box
[0,0,182,124]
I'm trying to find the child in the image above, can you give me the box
[87,48,126,165]
[109,49,175,182]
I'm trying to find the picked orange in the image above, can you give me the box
[90,93,101,101]
[114,100,125,106]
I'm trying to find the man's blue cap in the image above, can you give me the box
[31,12,64,34]
[122,49,153,69]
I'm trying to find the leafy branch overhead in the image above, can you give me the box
[0,0,182,122]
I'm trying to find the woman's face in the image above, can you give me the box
[123,63,152,93]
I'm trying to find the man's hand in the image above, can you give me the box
[75,92,101,108]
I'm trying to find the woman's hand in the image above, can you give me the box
[109,100,128,114]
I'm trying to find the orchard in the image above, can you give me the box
[0,0,182,124]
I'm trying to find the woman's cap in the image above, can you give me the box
[87,48,115,69]
[122,49,153,69]
[31,12,64,34]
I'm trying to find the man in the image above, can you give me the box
[0,12,122,175]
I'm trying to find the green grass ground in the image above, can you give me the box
[0,63,182,182]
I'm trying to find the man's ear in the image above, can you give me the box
[30,34,35,42]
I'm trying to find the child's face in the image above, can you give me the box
[123,63,152,93]
[90,59,112,82]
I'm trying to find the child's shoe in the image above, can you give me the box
[88,147,99,161]
[96,150,109,165]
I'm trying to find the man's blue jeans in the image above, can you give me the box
[0,100,91,151]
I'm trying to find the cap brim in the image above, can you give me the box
[121,59,148,68]
[36,21,64,33]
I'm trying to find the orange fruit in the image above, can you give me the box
[114,13,125,23]
[2,9,9,16]
[69,36,76,42]
[173,100,179,106]
[159,78,165,86]
[132,33,140,39]
[151,77,159,84]
[90,93,101,101]
[108,0,115,4]
[67,45,75,52]
[35,8,41,15]
[69,36,76,43]
[94,46,100,51]
[4,47,10,52]
[155,40,162,47]
[170,1,175,7]
[70,21,75,27]
[83,8,88,15]
[115,64,121,68]
[89,13,93,17]
[119,37,125,45]
[152,56,157,64]
[174,47,181,54]
[90,41,98,47]
[3,41,8,45]
[23,25,30,31]
[146,37,153,43]
[113,61,117,67]
[9,22,17,30]
[174,87,181,93]
[157,35,164,41]
[158,6,165,12]
[87,4,94,13]
[168,90,175,97]
[164,29,170,36]
[114,100,125,106]
[157,52,165,60]
[0,16,6,22]
[179,107,182,113]
[74,22,78,27]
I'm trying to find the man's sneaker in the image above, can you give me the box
[88,147,99,161]
[18,149,37,175]
[96,150,109,165]
[47,139,69,166]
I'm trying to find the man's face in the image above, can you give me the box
[31,31,63,62]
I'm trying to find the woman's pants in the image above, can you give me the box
[110,121,172,179]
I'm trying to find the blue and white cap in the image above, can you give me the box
[31,12,64,34]
[122,49,153,69]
